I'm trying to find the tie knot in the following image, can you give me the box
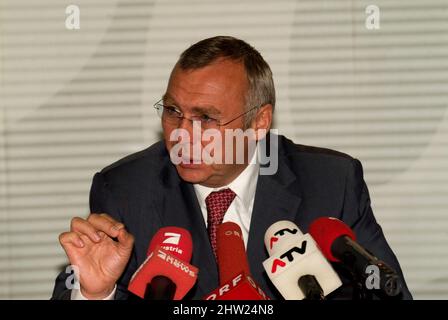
[205,188,236,259]
[206,188,236,210]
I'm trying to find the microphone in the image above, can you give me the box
[262,220,342,300]
[128,226,198,300]
[203,222,270,300]
[309,217,401,297]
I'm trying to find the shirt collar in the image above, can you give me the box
[193,147,260,211]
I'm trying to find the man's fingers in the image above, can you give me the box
[70,217,102,243]
[97,213,118,224]
[59,231,85,248]
[117,228,134,251]
[87,213,125,238]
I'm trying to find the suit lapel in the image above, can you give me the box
[246,147,303,295]
[178,182,219,298]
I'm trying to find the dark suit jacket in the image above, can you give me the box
[51,134,412,300]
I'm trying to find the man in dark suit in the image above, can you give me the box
[52,36,412,300]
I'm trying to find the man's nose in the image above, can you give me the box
[177,118,203,140]
[177,117,194,138]
[177,117,193,130]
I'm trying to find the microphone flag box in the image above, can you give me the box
[263,234,341,300]
[128,245,198,300]
[203,272,270,300]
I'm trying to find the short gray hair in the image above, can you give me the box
[176,36,275,127]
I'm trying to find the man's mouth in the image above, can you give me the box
[179,156,203,165]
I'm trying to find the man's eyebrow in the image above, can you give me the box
[162,93,174,104]
[162,93,221,115]
[191,106,221,116]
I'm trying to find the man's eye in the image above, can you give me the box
[199,114,217,123]
[164,106,181,116]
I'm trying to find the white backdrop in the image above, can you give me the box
[1,0,447,299]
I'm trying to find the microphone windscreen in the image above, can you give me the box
[128,226,198,300]
[216,222,250,285]
[309,217,356,262]
[264,220,304,256]
[147,226,193,262]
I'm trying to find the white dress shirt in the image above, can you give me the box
[71,284,116,300]
[193,149,260,248]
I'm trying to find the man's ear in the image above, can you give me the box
[253,104,273,141]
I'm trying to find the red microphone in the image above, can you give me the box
[203,222,270,300]
[308,217,355,262]
[128,227,198,300]
[309,217,401,297]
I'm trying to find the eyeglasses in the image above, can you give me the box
[153,99,259,130]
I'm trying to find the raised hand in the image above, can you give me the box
[59,213,134,299]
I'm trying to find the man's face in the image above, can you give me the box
[162,58,251,187]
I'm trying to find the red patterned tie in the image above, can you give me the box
[205,188,236,260]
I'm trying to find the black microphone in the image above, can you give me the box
[144,276,176,300]
[309,217,402,298]
[298,275,325,300]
